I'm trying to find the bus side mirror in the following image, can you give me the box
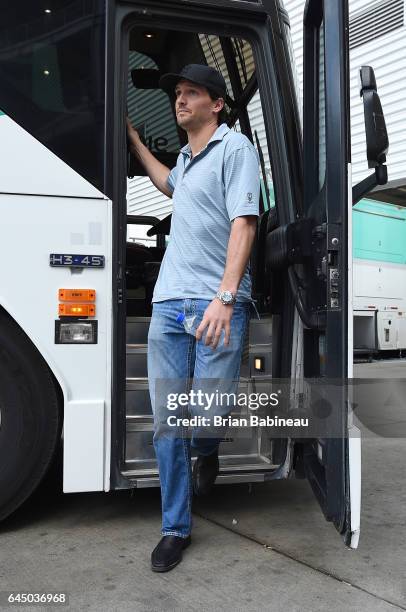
[352,66,389,206]
[359,66,389,168]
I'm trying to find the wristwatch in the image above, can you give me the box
[216,290,237,305]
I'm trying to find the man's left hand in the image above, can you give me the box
[195,299,233,349]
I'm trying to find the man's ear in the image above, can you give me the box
[212,97,224,120]
[214,97,225,112]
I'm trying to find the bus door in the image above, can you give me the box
[258,0,360,548]
[297,0,360,548]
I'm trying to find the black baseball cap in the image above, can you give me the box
[159,64,226,98]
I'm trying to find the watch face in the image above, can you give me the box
[223,291,233,303]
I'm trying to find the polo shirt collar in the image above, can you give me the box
[180,122,230,157]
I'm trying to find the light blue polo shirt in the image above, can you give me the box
[152,123,260,303]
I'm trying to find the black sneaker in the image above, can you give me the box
[151,535,191,572]
[192,449,219,496]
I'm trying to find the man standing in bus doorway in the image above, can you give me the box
[127,64,260,572]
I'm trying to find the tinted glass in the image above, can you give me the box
[127,51,181,155]
[0,0,105,191]
[126,28,266,240]
[234,88,274,211]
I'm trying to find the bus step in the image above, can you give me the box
[122,459,275,487]
[126,344,148,378]
[126,377,152,418]
[125,376,254,420]
[126,316,151,344]
[123,472,270,488]
[125,418,274,470]
[126,416,154,431]
[125,317,273,378]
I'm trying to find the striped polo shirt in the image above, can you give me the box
[152,123,260,303]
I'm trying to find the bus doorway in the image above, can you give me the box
[121,25,288,487]
[104,0,363,549]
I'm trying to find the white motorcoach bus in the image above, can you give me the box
[0,0,389,549]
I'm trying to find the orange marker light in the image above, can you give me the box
[59,289,96,302]
[59,304,96,317]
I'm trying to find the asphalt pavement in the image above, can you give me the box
[0,361,405,612]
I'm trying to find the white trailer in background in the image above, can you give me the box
[353,264,406,356]
[353,199,406,356]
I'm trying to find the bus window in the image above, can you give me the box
[127,51,181,157]
[126,46,181,245]
[234,92,275,211]
[126,28,271,235]
[0,0,105,191]
[199,34,274,210]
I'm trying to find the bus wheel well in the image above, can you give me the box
[0,305,65,522]
[0,305,64,421]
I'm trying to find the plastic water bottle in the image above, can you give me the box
[176,312,225,346]
[176,312,196,334]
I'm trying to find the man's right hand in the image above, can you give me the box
[126,117,141,151]
[125,116,172,198]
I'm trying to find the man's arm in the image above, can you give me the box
[126,118,173,198]
[195,143,260,350]
[218,215,257,294]
[195,215,257,349]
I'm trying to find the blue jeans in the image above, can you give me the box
[147,298,253,538]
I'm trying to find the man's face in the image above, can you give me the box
[174,79,223,129]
